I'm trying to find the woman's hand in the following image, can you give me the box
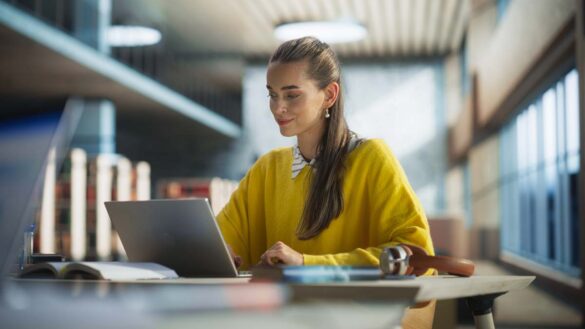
[227,245,242,269]
[260,241,304,266]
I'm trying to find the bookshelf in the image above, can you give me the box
[156,177,239,216]
[36,148,151,261]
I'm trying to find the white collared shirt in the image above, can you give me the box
[291,132,364,179]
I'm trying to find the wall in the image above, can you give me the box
[445,165,466,219]
[466,0,497,74]
[469,135,500,230]
[476,0,575,126]
[445,53,462,127]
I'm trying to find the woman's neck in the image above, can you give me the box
[297,122,325,161]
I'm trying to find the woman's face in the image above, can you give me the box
[266,60,328,137]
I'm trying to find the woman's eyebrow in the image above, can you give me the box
[266,85,300,90]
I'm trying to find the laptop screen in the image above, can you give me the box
[0,100,81,283]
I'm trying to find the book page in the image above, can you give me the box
[19,262,70,279]
[63,262,178,280]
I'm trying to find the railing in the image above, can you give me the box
[2,0,241,124]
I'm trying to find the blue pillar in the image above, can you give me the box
[73,0,111,54]
[71,99,115,155]
[70,0,115,155]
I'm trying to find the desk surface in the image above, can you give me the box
[291,275,535,302]
[4,278,413,329]
[117,274,535,302]
[3,275,535,329]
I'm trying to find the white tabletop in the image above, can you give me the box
[122,274,535,303]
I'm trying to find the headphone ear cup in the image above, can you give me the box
[379,245,412,275]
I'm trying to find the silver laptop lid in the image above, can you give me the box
[105,198,238,278]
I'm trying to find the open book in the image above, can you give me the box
[19,262,179,280]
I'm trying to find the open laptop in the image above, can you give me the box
[105,198,247,278]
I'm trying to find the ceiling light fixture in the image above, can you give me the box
[274,20,367,44]
[107,25,162,47]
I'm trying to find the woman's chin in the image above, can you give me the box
[279,127,296,137]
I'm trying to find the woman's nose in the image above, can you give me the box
[273,100,287,114]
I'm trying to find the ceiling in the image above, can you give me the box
[116,0,471,57]
[114,0,472,92]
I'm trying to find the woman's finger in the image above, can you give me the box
[260,252,270,265]
[263,250,283,266]
[260,242,303,266]
[264,250,277,265]
[227,244,242,268]
[234,255,242,268]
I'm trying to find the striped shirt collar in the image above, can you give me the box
[291,132,363,179]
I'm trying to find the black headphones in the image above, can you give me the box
[380,244,475,277]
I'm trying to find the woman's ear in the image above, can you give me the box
[323,81,340,109]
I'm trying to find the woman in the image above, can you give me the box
[217,36,434,270]
[218,36,436,328]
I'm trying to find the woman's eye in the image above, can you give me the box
[267,93,299,100]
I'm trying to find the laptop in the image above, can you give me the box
[105,198,247,278]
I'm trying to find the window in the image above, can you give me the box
[497,0,511,23]
[460,37,470,97]
[500,69,580,277]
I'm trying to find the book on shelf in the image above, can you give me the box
[33,149,149,264]
[19,262,178,280]
[156,177,239,215]
[251,265,392,283]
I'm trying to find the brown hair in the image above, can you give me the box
[269,36,358,240]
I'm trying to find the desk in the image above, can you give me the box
[124,275,536,329]
[2,275,534,329]
[289,275,535,329]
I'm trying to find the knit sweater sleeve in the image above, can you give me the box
[303,140,435,272]
[216,164,258,270]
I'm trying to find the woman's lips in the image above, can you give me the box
[277,118,294,126]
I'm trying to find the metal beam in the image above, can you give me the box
[0,1,241,138]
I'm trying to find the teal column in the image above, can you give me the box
[73,0,111,54]
[70,0,115,155]
[70,99,116,155]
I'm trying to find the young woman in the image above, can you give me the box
[216,36,434,270]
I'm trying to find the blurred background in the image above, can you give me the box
[0,0,583,328]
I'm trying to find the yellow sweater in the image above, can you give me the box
[216,138,434,270]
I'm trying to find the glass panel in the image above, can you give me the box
[499,68,580,275]
[517,112,527,172]
[564,69,580,269]
[528,105,538,255]
[508,127,513,251]
[542,89,557,260]
[565,69,580,160]
[555,80,569,268]
[569,165,579,268]
[516,112,527,254]
[500,127,510,251]
[543,90,557,164]
[527,105,538,171]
